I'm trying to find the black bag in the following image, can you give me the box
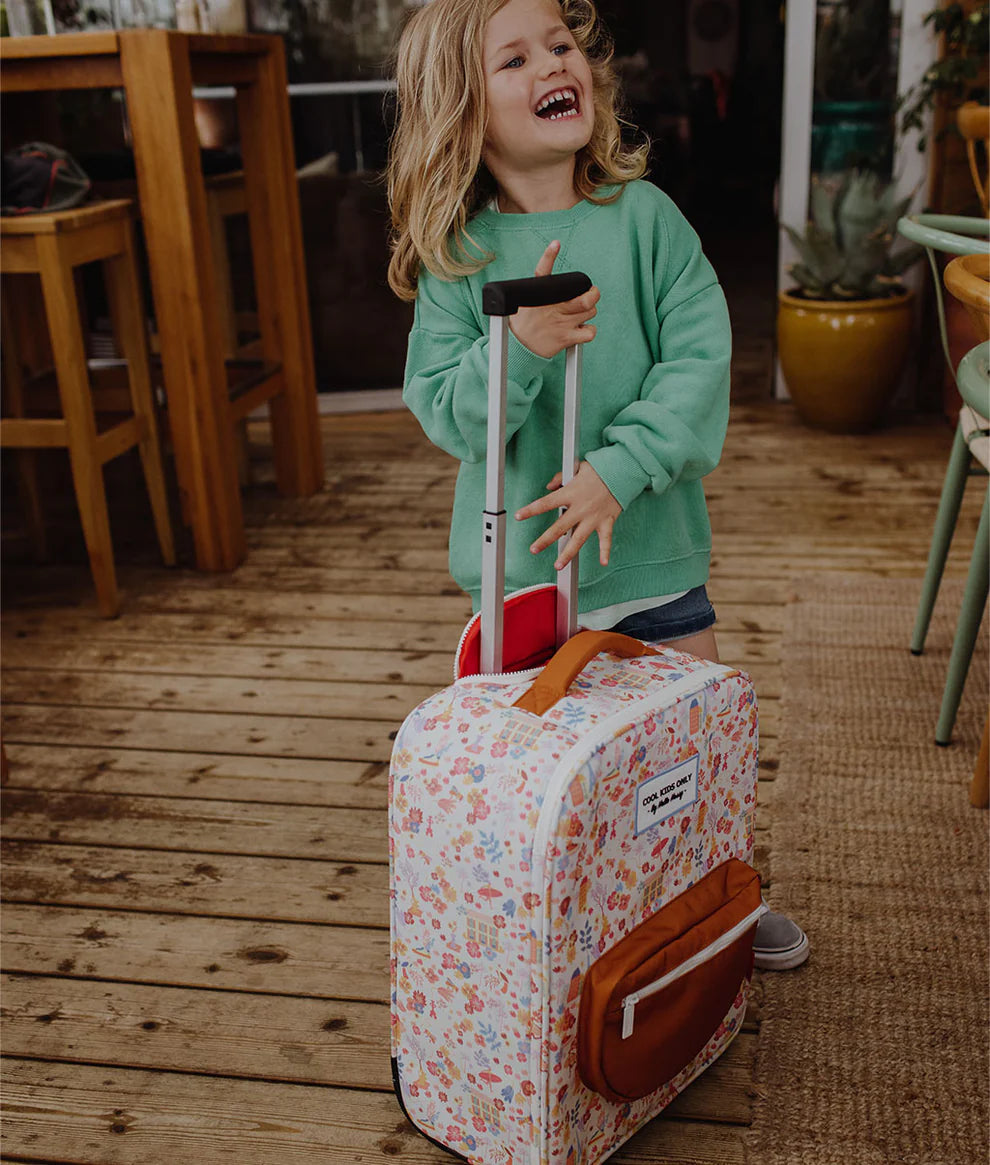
[1,142,91,216]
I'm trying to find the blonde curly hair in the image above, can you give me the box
[386,0,648,301]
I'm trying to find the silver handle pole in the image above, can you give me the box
[555,343,582,649]
[480,315,509,674]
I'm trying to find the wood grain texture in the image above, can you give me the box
[2,370,982,1163]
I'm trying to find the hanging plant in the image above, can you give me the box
[898,1,989,150]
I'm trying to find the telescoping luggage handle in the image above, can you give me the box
[480,271,592,675]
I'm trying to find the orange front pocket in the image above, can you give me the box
[577,858,763,1102]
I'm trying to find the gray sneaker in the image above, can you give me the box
[753,908,809,970]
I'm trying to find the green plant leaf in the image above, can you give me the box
[884,242,924,276]
[841,229,889,290]
[809,182,831,235]
[837,171,883,253]
[788,263,829,294]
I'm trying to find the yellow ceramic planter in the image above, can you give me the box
[777,288,915,432]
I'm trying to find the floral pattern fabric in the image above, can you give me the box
[390,645,759,1165]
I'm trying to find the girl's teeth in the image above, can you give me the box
[536,88,576,114]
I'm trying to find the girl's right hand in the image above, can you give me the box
[509,240,600,359]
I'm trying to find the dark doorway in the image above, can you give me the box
[596,0,785,388]
[597,0,785,232]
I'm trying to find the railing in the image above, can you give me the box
[193,80,397,171]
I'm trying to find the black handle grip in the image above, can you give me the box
[482,272,592,316]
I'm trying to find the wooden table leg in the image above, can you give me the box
[104,215,177,568]
[236,37,323,497]
[119,29,245,571]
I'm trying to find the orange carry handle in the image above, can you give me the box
[513,630,659,716]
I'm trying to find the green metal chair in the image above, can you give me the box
[896,214,990,746]
[929,340,989,745]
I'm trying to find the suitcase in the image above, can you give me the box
[390,273,763,1165]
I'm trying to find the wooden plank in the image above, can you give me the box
[2,609,462,653]
[235,489,978,536]
[121,587,470,624]
[1,791,388,864]
[261,473,963,514]
[3,666,781,717]
[1,669,437,723]
[0,745,389,809]
[0,973,756,1119]
[0,1058,748,1164]
[0,31,120,58]
[0,56,124,91]
[0,837,771,930]
[1,904,390,1001]
[0,604,786,647]
[0,735,780,803]
[0,974,391,1090]
[0,705,403,763]
[142,564,796,609]
[0,639,460,687]
[1,841,390,927]
[0,417,69,447]
[0,974,758,1122]
[0,698,781,761]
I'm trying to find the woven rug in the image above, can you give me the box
[745,575,989,1165]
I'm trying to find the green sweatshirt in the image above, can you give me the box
[403,179,731,613]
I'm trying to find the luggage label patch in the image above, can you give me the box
[634,754,700,835]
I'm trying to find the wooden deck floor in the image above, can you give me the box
[1,346,982,1163]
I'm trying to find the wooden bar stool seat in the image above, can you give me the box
[1,198,175,616]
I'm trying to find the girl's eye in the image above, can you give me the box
[552,43,571,56]
[504,55,524,69]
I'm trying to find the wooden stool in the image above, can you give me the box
[91,170,292,494]
[1,199,175,616]
[205,171,255,486]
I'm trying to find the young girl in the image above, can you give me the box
[388,0,808,971]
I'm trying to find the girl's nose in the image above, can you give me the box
[537,48,565,78]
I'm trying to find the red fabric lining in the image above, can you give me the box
[455,584,559,677]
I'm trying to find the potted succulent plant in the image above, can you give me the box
[777,170,923,431]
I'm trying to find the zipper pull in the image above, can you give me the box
[621,992,639,1040]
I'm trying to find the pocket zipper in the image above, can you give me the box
[620,902,768,1040]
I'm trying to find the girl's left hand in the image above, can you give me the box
[515,462,622,569]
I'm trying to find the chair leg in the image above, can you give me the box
[912,422,972,654]
[1,284,48,561]
[936,487,989,745]
[104,223,176,567]
[971,709,990,809]
[206,189,253,488]
[37,234,120,617]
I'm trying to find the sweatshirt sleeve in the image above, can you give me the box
[584,200,731,511]
[403,268,551,464]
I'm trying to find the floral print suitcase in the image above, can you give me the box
[389,633,760,1164]
[390,277,762,1164]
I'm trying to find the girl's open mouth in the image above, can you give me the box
[534,88,580,120]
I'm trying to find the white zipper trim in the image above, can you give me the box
[452,664,545,686]
[529,658,729,1164]
[532,663,728,881]
[620,902,768,1040]
[453,584,555,682]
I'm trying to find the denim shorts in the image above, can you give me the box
[606,585,716,643]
